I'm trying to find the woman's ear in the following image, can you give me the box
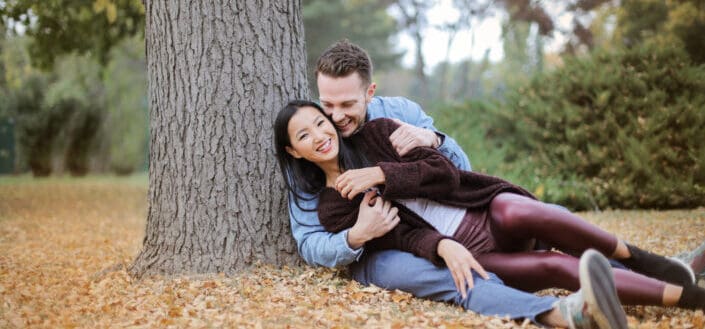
[285,146,302,159]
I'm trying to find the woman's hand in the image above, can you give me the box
[347,191,400,249]
[437,239,490,299]
[335,166,385,200]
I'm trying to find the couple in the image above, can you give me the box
[278,40,705,328]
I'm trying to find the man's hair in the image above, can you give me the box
[315,39,373,86]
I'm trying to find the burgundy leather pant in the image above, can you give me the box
[473,193,665,306]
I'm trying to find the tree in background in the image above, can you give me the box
[103,36,148,175]
[495,20,544,90]
[494,0,612,54]
[1,0,149,175]
[0,26,11,174]
[0,0,144,68]
[302,0,401,97]
[0,23,5,91]
[434,0,493,102]
[42,54,106,176]
[0,36,150,176]
[1,36,57,176]
[392,0,434,102]
[616,0,705,64]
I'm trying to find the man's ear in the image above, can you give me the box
[285,146,302,159]
[366,82,377,102]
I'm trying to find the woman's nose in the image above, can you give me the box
[312,129,326,141]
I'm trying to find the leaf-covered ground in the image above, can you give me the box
[1,176,704,328]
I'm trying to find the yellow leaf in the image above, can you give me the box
[93,0,117,23]
[533,184,545,199]
[93,0,108,12]
[168,306,182,317]
[106,3,118,23]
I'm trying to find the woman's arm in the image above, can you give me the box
[377,145,461,200]
[318,190,402,249]
[365,118,462,200]
[371,216,448,266]
[333,119,463,201]
[319,190,449,266]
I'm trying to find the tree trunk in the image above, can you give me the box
[411,24,428,104]
[130,0,308,278]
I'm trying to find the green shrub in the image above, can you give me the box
[433,100,598,210]
[8,75,69,177]
[492,44,705,210]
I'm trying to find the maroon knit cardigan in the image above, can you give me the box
[317,118,534,265]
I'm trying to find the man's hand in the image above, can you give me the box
[437,239,490,299]
[389,118,441,156]
[347,191,400,249]
[335,167,385,200]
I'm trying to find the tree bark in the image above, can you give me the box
[130,0,308,278]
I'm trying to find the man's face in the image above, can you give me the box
[317,72,376,138]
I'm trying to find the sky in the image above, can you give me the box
[391,0,574,70]
[391,0,505,69]
[390,0,504,69]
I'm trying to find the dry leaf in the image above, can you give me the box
[1,179,704,328]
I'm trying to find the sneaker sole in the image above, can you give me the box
[579,249,628,329]
[676,241,705,285]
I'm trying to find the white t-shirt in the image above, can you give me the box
[397,198,465,236]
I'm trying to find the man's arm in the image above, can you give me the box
[368,97,472,171]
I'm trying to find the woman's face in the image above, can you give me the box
[285,105,340,165]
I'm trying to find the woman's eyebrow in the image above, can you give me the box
[295,115,324,136]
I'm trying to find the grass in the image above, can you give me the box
[0,172,148,186]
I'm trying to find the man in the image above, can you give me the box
[287,39,626,327]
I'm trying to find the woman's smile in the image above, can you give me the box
[317,139,333,153]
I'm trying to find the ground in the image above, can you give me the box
[0,176,704,328]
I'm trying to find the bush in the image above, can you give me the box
[492,44,705,210]
[8,75,70,177]
[433,100,589,209]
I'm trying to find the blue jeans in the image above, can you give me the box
[350,250,558,323]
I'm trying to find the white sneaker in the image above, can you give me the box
[556,249,627,329]
[674,241,705,286]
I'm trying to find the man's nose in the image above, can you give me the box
[331,110,345,123]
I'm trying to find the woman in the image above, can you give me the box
[274,100,705,312]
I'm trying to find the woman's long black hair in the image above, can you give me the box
[274,100,369,211]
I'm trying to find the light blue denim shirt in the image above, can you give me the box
[288,96,472,267]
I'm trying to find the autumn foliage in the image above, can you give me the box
[0,177,704,328]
